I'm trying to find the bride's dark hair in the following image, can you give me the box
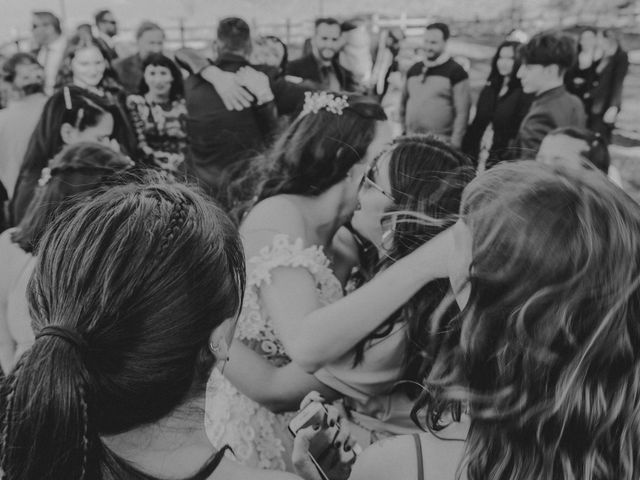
[225,92,386,223]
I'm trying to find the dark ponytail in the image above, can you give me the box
[1,175,245,479]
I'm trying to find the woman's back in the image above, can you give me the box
[349,420,469,480]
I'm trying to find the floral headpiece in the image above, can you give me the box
[301,91,349,116]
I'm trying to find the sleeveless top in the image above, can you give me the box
[205,234,344,470]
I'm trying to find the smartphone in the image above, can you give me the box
[289,402,340,480]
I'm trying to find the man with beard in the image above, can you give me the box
[113,21,165,94]
[400,22,470,149]
[0,53,47,227]
[286,17,359,92]
[94,9,119,62]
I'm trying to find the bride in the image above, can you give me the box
[205,92,390,470]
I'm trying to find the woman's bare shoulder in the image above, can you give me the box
[213,458,301,480]
[350,429,467,480]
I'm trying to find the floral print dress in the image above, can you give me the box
[205,234,344,471]
[126,94,187,173]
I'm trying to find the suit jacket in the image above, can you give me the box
[286,54,359,92]
[94,36,118,63]
[511,86,586,159]
[113,54,143,95]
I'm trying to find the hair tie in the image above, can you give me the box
[36,325,88,352]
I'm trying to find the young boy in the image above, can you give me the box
[511,31,586,159]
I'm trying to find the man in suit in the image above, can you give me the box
[286,17,359,92]
[113,21,164,94]
[512,31,586,159]
[94,9,119,62]
[183,17,283,201]
[31,11,66,95]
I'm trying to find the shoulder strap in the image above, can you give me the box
[413,434,425,480]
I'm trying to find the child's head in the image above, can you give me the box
[537,127,610,173]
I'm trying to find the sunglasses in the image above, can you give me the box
[359,158,394,201]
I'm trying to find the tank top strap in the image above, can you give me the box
[413,434,425,480]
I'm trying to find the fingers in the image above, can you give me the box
[293,423,321,452]
[300,390,325,411]
[324,403,341,429]
[221,85,253,111]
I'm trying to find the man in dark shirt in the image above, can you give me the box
[400,23,471,148]
[183,17,285,200]
[94,9,119,62]
[512,31,586,159]
[113,22,164,94]
[286,17,359,92]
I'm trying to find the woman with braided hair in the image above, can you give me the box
[0,176,355,480]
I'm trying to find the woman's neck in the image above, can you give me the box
[73,79,102,95]
[102,396,215,477]
[285,186,351,248]
[146,91,170,104]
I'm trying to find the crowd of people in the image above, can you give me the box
[0,7,637,480]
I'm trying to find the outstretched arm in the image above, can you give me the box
[223,341,341,413]
[262,227,455,372]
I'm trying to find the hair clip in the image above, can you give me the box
[63,86,72,110]
[38,167,52,187]
[301,91,349,116]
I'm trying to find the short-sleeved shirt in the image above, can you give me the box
[404,58,468,136]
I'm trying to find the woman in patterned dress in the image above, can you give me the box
[126,53,187,175]
[205,93,390,471]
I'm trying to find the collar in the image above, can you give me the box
[534,84,565,100]
[422,52,451,70]
[215,52,251,67]
[96,30,115,48]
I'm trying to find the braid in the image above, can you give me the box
[79,384,90,480]
[1,359,23,477]
[159,195,189,255]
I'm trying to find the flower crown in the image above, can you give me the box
[301,91,349,116]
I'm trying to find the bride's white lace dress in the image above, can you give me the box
[205,234,344,470]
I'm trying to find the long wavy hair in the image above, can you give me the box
[352,135,474,398]
[0,177,245,480]
[485,40,523,92]
[225,93,387,222]
[420,161,640,479]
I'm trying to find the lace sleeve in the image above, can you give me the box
[248,234,331,288]
[234,234,343,360]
